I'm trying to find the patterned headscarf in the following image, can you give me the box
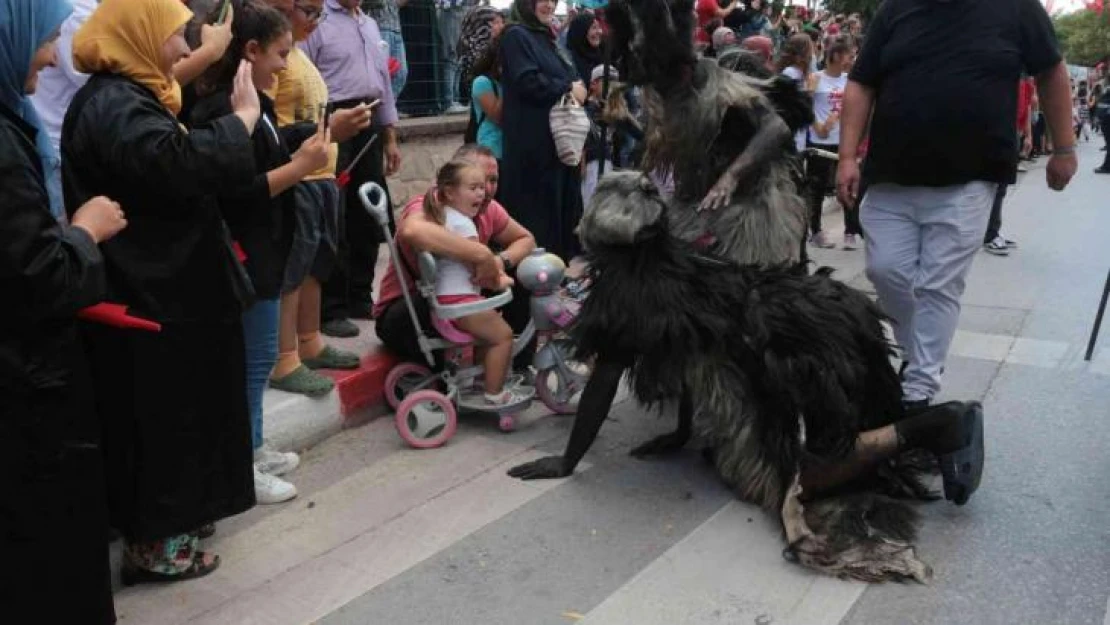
[73,0,192,114]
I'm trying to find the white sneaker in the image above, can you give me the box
[842,233,860,250]
[254,447,300,476]
[445,103,469,115]
[254,468,297,504]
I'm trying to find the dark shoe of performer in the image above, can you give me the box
[894,401,985,505]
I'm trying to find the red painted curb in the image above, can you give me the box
[320,348,398,420]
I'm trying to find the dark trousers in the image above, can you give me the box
[1032,113,1046,154]
[984,183,1006,244]
[805,144,862,237]
[322,118,391,322]
[1101,119,1110,170]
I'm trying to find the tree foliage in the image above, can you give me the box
[1053,9,1110,67]
[822,0,882,21]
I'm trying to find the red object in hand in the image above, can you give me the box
[388,57,401,78]
[78,302,162,332]
[336,170,352,189]
[232,241,248,262]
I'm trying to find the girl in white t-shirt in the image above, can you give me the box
[423,160,522,405]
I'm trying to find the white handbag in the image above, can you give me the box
[549,92,591,167]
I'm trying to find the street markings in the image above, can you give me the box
[578,502,865,625]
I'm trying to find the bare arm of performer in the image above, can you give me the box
[836,80,874,207]
[507,358,627,479]
[699,108,791,211]
[1035,61,1077,191]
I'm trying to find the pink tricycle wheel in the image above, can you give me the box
[384,362,435,410]
[535,368,585,415]
[395,389,458,449]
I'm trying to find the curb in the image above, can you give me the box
[262,319,396,453]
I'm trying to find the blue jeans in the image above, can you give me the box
[437,6,464,108]
[242,298,280,450]
[382,29,408,100]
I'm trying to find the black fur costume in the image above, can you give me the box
[507,0,960,582]
[569,174,933,582]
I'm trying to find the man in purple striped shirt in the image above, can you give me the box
[303,0,404,336]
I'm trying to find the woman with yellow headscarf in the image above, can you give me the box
[62,0,262,584]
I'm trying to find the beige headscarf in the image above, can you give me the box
[73,0,193,114]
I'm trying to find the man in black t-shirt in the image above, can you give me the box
[835,0,1076,408]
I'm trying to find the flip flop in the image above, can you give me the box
[302,345,361,370]
[940,401,985,506]
[269,365,335,397]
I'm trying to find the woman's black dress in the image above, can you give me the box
[499,24,584,262]
[62,74,258,542]
[0,103,115,624]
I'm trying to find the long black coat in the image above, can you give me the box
[190,90,296,300]
[0,104,115,624]
[62,74,258,541]
[498,24,584,262]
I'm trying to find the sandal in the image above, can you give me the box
[120,552,221,586]
[269,365,335,397]
[301,345,361,370]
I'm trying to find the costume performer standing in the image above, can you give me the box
[509,0,985,583]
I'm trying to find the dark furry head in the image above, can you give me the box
[606,0,697,93]
[576,171,668,251]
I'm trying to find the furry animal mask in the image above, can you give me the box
[576,172,668,250]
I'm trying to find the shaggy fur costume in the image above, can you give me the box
[604,0,812,266]
[573,173,933,582]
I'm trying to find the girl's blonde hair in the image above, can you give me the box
[423,159,484,225]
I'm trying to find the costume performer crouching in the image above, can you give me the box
[509,0,986,583]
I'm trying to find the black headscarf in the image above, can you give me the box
[508,0,574,71]
[509,0,554,38]
[566,13,602,83]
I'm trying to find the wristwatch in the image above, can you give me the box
[498,252,515,274]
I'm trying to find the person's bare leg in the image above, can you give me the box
[455,311,513,393]
[801,401,980,496]
[272,287,302,378]
[297,277,326,359]
[801,425,898,495]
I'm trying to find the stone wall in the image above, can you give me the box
[385,115,468,206]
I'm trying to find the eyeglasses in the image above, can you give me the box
[295,3,327,23]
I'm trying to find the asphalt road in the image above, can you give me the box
[114,140,1110,625]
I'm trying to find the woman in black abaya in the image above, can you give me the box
[498,0,587,263]
[1,0,126,621]
[63,0,260,583]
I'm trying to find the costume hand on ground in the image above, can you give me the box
[507,456,571,480]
